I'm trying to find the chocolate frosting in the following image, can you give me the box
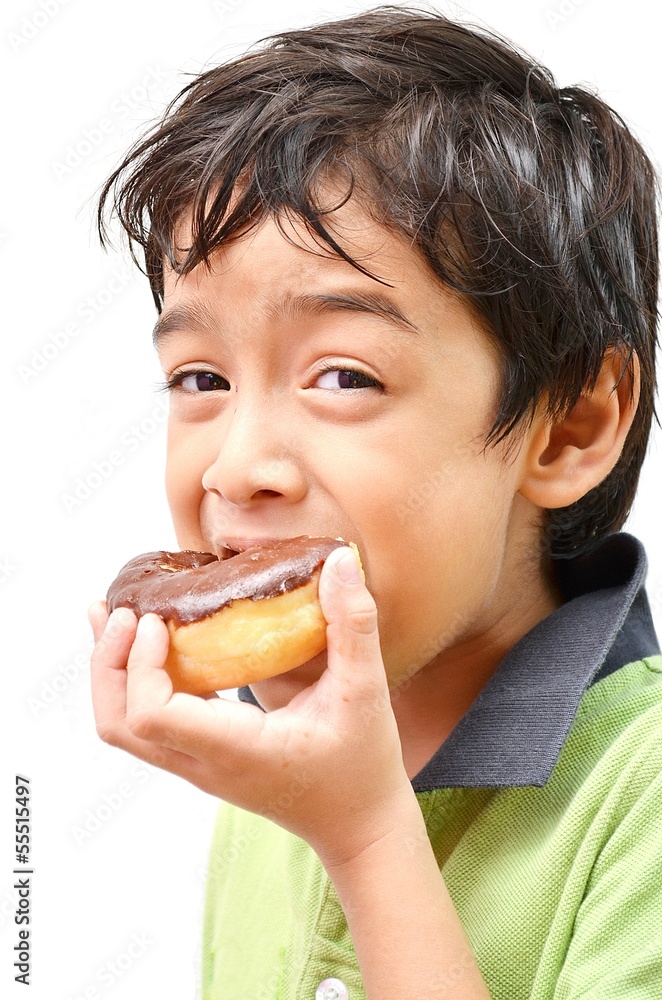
[106,536,345,626]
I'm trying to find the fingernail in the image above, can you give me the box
[333,547,362,584]
[104,607,134,635]
[136,613,161,639]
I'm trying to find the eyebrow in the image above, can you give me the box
[275,290,422,336]
[152,302,217,348]
[152,290,421,347]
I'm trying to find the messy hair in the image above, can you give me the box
[96,5,659,556]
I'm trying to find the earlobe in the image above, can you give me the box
[519,350,640,510]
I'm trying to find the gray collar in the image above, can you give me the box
[238,533,660,790]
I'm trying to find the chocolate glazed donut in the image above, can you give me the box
[106,536,359,693]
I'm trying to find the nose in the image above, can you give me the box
[201,397,307,508]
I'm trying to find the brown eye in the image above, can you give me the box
[176,371,229,392]
[315,368,382,390]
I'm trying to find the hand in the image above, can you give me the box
[89,546,414,866]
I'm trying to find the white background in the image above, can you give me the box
[2,1,661,998]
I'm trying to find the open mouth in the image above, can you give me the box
[216,537,293,560]
[219,546,241,560]
[215,536,335,563]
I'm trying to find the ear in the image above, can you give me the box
[518,350,640,510]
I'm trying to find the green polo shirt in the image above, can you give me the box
[202,533,662,999]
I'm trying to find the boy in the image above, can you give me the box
[89,7,662,998]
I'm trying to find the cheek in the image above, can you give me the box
[165,425,208,546]
[367,443,518,680]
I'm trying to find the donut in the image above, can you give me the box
[106,536,361,693]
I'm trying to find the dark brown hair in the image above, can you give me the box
[96,5,659,556]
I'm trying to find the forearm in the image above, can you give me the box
[323,788,492,1000]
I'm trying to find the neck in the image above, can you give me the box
[392,550,563,781]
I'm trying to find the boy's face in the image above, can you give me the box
[157,195,549,699]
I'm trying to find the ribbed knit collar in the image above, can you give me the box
[239,533,660,790]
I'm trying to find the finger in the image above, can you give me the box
[129,691,267,768]
[121,614,248,766]
[125,612,173,717]
[90,606,137,682]
[88,600,109,644]
[119,614,246,760]
[90,607,138,738]
[318,546,384,689]
[91,609,207,779]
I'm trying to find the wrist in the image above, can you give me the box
[316,779,424,878]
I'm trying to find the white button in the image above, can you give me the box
[316,978,349,1000]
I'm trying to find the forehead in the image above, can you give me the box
[165,189,422,288]
[159,193,487,353]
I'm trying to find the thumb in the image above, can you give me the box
[318,546,383,683]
